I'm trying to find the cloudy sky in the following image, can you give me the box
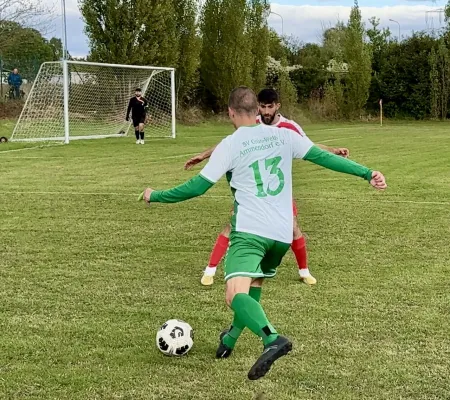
[46,0,447,57]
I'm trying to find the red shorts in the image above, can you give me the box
[231,200,298,216]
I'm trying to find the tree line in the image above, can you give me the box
[80,0,450,120]
[4,0,450,120]
[0,21,62,79]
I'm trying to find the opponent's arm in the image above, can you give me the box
[316,143,333,152]
[184,144,218,170]
[316,143,349,158]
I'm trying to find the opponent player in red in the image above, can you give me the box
[184,89,350,286]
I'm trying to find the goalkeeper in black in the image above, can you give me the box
[126,88,148,144]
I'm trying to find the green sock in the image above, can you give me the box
[223,287,262,349]
[230,292,278,346]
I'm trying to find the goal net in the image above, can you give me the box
[11,61,176,142]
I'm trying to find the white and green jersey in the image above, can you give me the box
[200,124,314,244]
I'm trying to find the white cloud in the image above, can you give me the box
[40,0,86,56]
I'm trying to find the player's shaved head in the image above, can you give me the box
[228,86,258,116]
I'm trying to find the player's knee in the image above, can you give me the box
[225,277,252,307]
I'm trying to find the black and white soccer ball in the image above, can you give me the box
[156,319,194,356]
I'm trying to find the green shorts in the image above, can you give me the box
[224,231,291,282]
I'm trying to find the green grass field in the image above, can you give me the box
[1,121,449,400]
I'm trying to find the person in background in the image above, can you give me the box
[126,88,148,145]
[8,68,22,99]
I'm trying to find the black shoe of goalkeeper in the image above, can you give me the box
[247,335,293,380]
[215,328,233,359]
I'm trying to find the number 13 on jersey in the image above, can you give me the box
[249,156,285,197]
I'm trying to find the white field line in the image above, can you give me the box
[0,125,369,156]
[1,191,449,206]
[0,134,364,160]
[0,152,196,161]
[208,196,450,206]
[0,143,64,154]
[311,127,375,132]
[182,132,364,139]
[317,136,362,143]
[178,126,373,139]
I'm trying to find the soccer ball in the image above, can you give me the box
[156,319,194,356]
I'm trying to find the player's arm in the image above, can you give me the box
[184,144,218,170]
[126,99,132,121]
[291,133,386,189]
[141,139,232,204]
[143,174,214,203]
[304,146,373,180]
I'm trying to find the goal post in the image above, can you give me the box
[11,61,176,143]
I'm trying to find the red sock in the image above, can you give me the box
[291,236,308,270]
[208,234,229,267]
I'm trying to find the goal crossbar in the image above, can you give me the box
[65,60,175,71]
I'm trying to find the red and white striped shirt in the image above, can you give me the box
[256,114,306,136]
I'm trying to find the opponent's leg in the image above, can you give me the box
[291,202,316,285]
[201,223,231,286]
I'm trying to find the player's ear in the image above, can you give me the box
[275,103,281,111]
[228,107,234,119]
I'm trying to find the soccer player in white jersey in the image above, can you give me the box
[140,86,386,380]
[185,88,350,286]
